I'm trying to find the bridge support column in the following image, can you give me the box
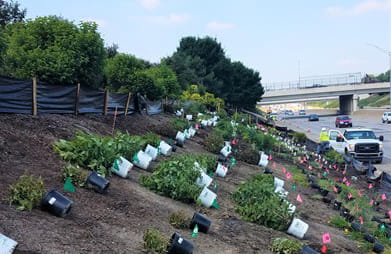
[339,95,356,115]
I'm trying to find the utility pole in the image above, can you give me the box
[367,43,391,109]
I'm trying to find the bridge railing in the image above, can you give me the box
[264,72,363,91]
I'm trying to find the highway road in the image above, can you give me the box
[278,109,391,173]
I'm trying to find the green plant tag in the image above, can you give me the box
[133,153,139,163]
[190,224,198,238]
[212,199,220,210]
[157,147,161,155]
[214,181,218,190]
[230,157,236,167]
[323,171,327,177]
[380,224,386,232]
[168,138,173,144]
[209,172,214,177]
[291,185,296,191]
[64,177,75,193]
[113,159,120,171]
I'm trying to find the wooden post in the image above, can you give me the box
[32,77,37,116]
[124,92,132,117]
[75,83,80,115]
[103,90,109,116]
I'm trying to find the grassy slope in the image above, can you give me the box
[358,94,390,108]
[307,100,339,109]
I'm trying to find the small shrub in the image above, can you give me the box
[62,163,89,187]
[329,216,350,229]
[292,132,307,144]
[143,228,169,254]
[324,150,344,164]
[271,238,302,254]
[310,194,323,200]
[169,210,190,229]
[232,174,292,231]
[9,174,45,211]
[204,131,224,154]
[170,118,190,132]
[141,132,161,147]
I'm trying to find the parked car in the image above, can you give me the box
[299,110,306,115]
[335,115,352,128]
[382,112,391,123]
[308,114,319,121]
[328,128,384,163]
[285,110,294,116]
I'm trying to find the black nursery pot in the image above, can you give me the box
[263,168,273,174]
[86,172,110,194]
[190,212,211,233]
[364,233,376,243]
[171,144,177,152]
[311,181,320,189]
[340,207,350,217]
[301,245,320,254]
[322,197,331,203]
[217,154,227,163]
[319,189,329,197]
[333,200,342,210]
[167,233,194,254]
[334,185,342,194]
[373,241,384,253]
[41,190,73,217]
[350,222,363,232]
[176,140,184,148]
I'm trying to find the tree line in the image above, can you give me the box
[0,1,264,109]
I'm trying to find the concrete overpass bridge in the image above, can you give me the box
[259,73,390,114]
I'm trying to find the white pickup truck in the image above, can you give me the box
[328,128,384,163]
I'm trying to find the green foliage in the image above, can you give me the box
[292,132,306,144]
[307,100,339,109]
[143,64,181,99]
[143,228,169,254]
[215,119,235,140]
[204,131,224,154]
[9,174,45,211]
[169,210,190,229]
[329,216,350,229]
[181,84,224,111]
[62,163,89,187]
[184,101,207,115]
[0,0,26,27]
[170,118,190,132]
[324,150,344,164]
[4,16,105,87]
[358,93,390,108]
[239,125,277,152]
[310,194,323,201]
[141,132,161,147]
[140,154,216,203]
[271,238,302,254]
[232,174,292,231]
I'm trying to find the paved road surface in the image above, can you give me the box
[278,109,391,173]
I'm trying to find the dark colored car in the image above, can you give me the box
[308,114,319,121]
[299,110,306,115]
[335,115,352,128]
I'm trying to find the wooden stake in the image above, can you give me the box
[75,83,80,115]
[112,106,118,135]
[124,92,132,117]
[103,90,109,116]
[32,77,37,116]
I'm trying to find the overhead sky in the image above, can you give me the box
[19,0,391,84]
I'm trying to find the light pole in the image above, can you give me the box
[367,43,391,109]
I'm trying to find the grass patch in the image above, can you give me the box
[9,174,45,211]
[169,210,190,229]
[271,238,302,254]
[143,228,169,254]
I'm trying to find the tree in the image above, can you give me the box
[4,16,105,87]
[376,70,390,82]
[143,64,180,98]
[0,0,26,28]
[105,43,118,59]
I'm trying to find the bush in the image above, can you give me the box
[329,216,350,229]
[204,131,224,154]
[140,154,216,203]
[184,101,207,115]
[9,174,45,211]
[141,132,161,147]
[292,132,307,144]
[324,150,344,164]
[62,163,89,187]
[143,228,169,254]
[271,238,302,254]
[170,118,190,132]
[215,120,235,140]
[169,210,190,229]
[232,174,292,231]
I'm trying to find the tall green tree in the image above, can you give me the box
[0,0,26,28]
[4,16,105,87]
[143,64,180,98]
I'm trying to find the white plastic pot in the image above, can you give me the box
[274,186,289,199]
[158,141,172,156]
[258,152,269,167]
[287,218,309,239]
[186,114,193,121]
[212,121,218,127]
[111,156,133,178]
[207,120,213,126]
[197,113,203,117]
[184,129,191,139]
[189,128,196,137]
[145,144,159,160]
[196,171,213,187]
[220,145,232,157]
[176,131,185,143]
[201,120,208,127]
[224,141,231,147]
[194,162,206,173]
[175,110,182,117]
[274,177,285,189]
[215,163,228,177]
[288,203,296,214]
[133,151,153,170]
[0,233,17,254]
[198,187,217,208]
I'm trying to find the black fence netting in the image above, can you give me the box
[78,86,105,114]
[0,76,32,113]
[37,82,76,114]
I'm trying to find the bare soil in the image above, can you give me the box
[0,113,370,253]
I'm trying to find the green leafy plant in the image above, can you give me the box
[292,132,307,144]
[232,174,292,231]
[329,215,351,230]
[143,228,169,254]
[310,194,323,201]
[141,132,161,147]
[170,118,190,132]
[169,210,190,229]
[324,150,344,164]
[271,238,302,254]
[204,131,224,154]
[62,163,89,187]
[9,174,45,211]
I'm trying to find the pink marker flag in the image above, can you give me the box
[342,170,346,175]
[370,199,374,205]
[357,190,362,197]
[282,167,286,173]
[359,216,364,225]
[369,184,373,189]
[320,164,323,168]
[333,164,337,169]
[300,160,303,164]
[296,194,303,203]
[269,155,273,160]
[388,210,391,219]
[333,186,338,193]
[322,233,331,244]
[272,162,276,168]
[381,193,387,200]
[336,167,339,172]
[309,165,313,170]
[326,169,330,174]
[195,123,199,129]
[286,172,292,180]
[342,177,347,183]
[304,157,307,162]
[348,193,353,199]
[346,181,351,187]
